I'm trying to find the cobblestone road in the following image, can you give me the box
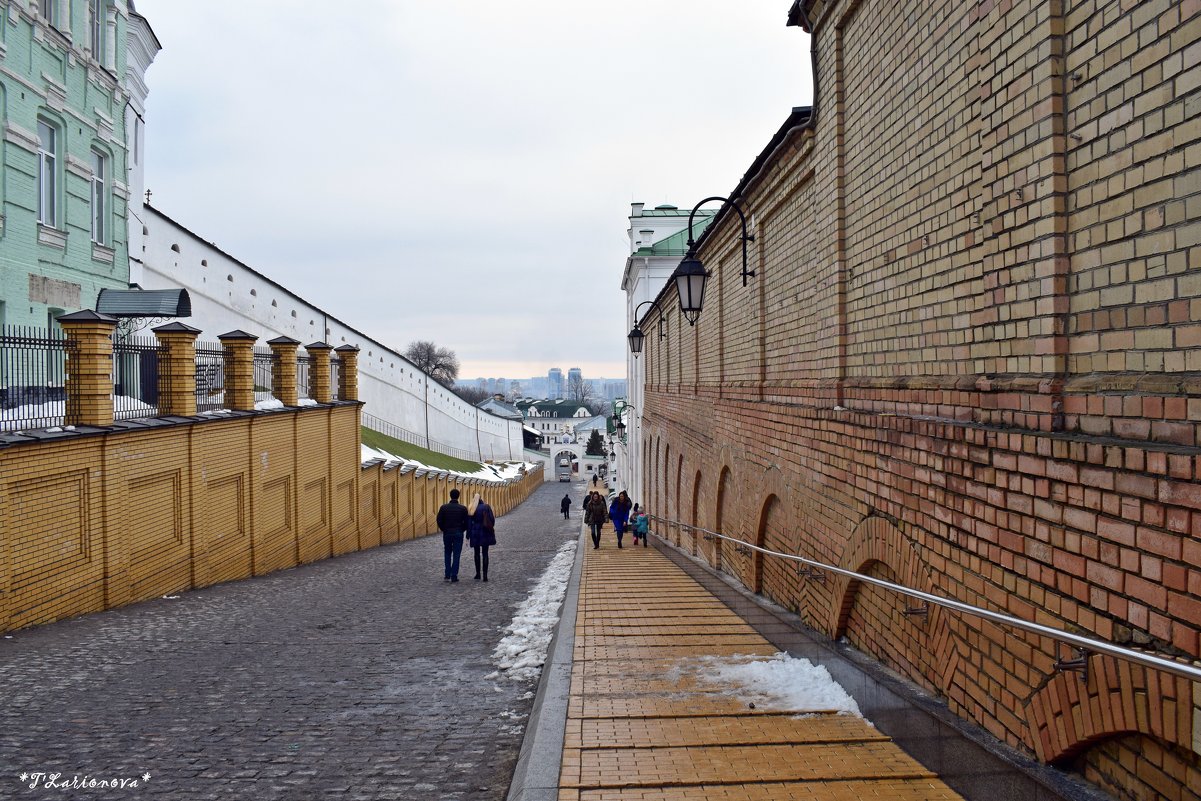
[0,479,584,801]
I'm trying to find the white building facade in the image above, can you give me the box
[618,203,713,505]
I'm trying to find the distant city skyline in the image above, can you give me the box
[462,373,627,403]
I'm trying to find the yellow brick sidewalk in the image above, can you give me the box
[557,540,965,801]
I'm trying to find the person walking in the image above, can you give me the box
[609,491,632,548]
[592,473,599,487]
[632,504,649,547]
[561,493,572,520]
[467,493,496,582]
[585,491,608,549]
[436,488,469,582]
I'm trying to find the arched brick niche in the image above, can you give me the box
[686,468,704,556]
[747,466,790,601]
[830,515,958,695]
[1026,655,1200,798]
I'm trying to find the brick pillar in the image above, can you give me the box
[335,344,360,402]
[57,310,118,427]
[268,336,300,407]
[152,322,201,416]
[306,342,333,404]
[217,330,257,411]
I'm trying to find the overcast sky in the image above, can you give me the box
[133,1,813,380]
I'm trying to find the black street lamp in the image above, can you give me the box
[671,195,755,325]
[627,300,657,357]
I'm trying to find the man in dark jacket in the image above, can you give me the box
[436,488,469,582]
[560,494,571,519]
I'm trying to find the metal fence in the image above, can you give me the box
[297,354,313,400]
[0,325,73,431]
[112,335,167,420]
[194,341,227,412]
[253,346,276,404]
[330,357,342,402]
[361,411,481,462]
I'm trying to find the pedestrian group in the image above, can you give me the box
[436,488,496,583]
[436,481,653,584]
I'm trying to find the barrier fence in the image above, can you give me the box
[0,325,73,431]
[1,321,355,433]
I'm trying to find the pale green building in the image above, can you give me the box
[0,0,156,330]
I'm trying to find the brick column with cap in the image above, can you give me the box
[335,344,360,402]
[268,336,301,407]
[306,342,333,404]
[57,310,118,427]
[217,330,258,411]
[153,322,202,416]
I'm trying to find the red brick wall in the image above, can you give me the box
[639,1,1201,797]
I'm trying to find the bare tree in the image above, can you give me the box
[567,373,595,406]
[404,340,460,388]
[454,385,489,405]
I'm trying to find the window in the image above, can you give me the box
[90,149,107,244]
[90,0,106,61]
[38,0,55,26]
[37,120,58,227]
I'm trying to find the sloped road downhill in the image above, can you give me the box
[0,479,582,800]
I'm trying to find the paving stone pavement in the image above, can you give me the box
[0,479,585,801]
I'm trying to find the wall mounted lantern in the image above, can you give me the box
[671,195,755,325]
[627,300,657,356]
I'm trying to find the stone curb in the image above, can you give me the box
[505,526,586,801]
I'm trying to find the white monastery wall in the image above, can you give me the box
[137,206,522,462]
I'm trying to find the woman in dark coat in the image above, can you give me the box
[585,491,608,549]
[467,493,496,581]
[608,491,632,548]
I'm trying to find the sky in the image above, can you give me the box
[132,1,813,380]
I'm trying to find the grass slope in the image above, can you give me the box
[360,426,483,473]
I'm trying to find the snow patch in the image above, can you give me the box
[491,540,577,681]
[691,652,863,717]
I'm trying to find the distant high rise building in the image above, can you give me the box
[604,380,628,401]
[567,367,583,397]
[547,368,563,399]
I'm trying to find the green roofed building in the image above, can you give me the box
[0,0,158,329]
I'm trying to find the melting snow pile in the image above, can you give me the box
[491,540,577,681]
[695,652,863,716]
[360,443,534,485]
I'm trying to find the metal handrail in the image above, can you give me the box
[649,514,1201,683]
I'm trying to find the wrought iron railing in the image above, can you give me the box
[112,335,166,420]
[252,346,276,404]
[297,354,313,400]
[648,514,1201,684]
[330,357,342,402]
[0,325,72,431]
[194,340,226,412]
[361,411,481,462]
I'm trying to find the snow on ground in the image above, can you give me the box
[689,652,864,717]
[1,398,153,432]
[360,442,535,485]
[491,540,577,682]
